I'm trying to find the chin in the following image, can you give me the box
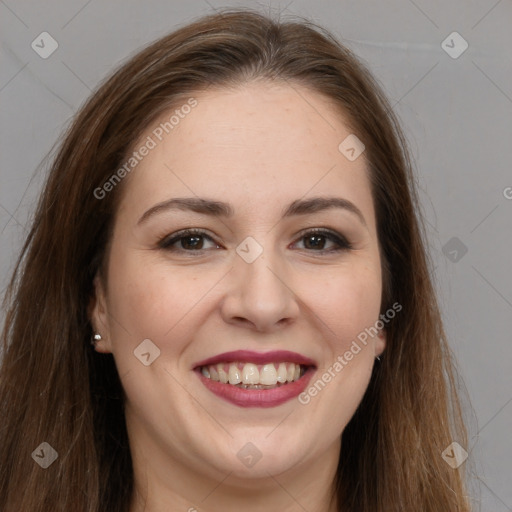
[205,431,312,479]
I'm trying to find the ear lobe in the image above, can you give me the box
[375,328,386,357]
[88,274,113,353]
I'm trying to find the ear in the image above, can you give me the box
[375,328,386,357]
[88,273,113,354]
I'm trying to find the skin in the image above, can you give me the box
[90,81,386,512]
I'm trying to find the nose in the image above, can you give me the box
[220,247,300,333]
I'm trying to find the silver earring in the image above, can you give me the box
[91,333,102,346]
[375,355,381,362]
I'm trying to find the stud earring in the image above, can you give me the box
[91,333,102,346]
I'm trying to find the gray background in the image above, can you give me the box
[1,0,511,509]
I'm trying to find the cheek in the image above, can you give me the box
[104,250,169,339]
[105,252,219,355]
[106,243,382,361]
[295,267,381,424]
[304,262,382,344]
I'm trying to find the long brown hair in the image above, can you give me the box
[0,8,470,511]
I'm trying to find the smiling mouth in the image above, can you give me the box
[197,361,308,390]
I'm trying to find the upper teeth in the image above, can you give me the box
[201,362,303,386]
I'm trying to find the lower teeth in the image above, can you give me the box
[234,382,289,390]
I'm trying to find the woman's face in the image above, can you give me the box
[91,82,385,486]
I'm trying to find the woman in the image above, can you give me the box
[0,9,470,511]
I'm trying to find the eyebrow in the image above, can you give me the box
[137,196,367,227]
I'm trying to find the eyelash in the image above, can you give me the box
[157,228,352,255]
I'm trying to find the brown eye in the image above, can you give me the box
[158,227,351,255]
[294,229,352,252]
[158,229,219,252]
[178,234,205,250]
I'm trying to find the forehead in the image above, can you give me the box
[117,81,374,225]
